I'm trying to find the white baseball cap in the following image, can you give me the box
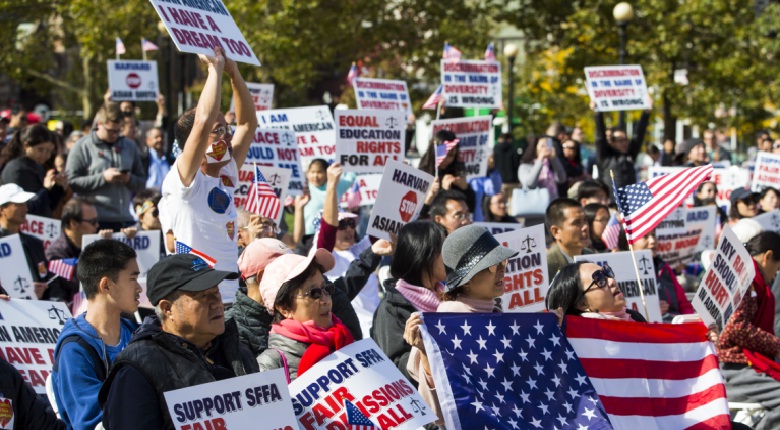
[0,184,35,206]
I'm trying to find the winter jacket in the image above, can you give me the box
[1,156,65,217]
[595,111,650,196]
[0,356,65,429]
[256,333,308,382]
[224,287,273,357]
[370,278,419,387]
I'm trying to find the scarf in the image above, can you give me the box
[438,295,501,313]
[395,279,442,313]
[271,315,354,376]
[538,159,559,200]
[599,308,634,321]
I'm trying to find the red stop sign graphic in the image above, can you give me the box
[126,73,141,89]
[399,191,417,222]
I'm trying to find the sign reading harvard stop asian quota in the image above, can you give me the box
[107,60,159,101]
[367,161,432,242]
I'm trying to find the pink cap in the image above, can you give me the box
[237,239,291,279]
[338,211,358,221]
[258,249,335,313]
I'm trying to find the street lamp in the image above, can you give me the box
[613,2,634,131]
[503,43,519,135]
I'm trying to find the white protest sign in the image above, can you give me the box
[657,206,718,266]
[754,209,780,233]
[575,250,663,322]
[0,235,37,300]
[430,116,492,180]
[235,165,290,226]
[0,299,71,393]
[584,65,651,112]
[339,174,382,208]
[353,78,412,117]
[231,82,274,112]
[164,370,297,430]
[289,339,434,430]
[752,152,780,192]
[244,128,304,196]
[367,161,433,241]
[440,60,502,108]
[655,206,687,235]
[19,214,60,251]
[472,222,523,236]
[82,231,161,277]
[495,225,549,312]
[692,225,755,331]
[335,110,406,174]
[257,106,336,169]
[150,0,260,66]
[107,60,159,101]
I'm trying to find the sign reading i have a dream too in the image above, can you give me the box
[0,234,37,300]
[353,78,412,117]
[440,60,501,108]
[150,0,260,66]
[367,161,432,241]
[244,128,304,196]
[107,60,159,101]
[495,224,549,312]
[335,110,406,173]
[585,65,651,112]
[430,116,491,180]
[257,106,336,168]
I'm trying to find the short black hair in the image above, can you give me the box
[546,262,588,315]
[429,189,468,219]
[132,189,162,209]
[78,240,137,300]
[746,231,780,258]
[61,197,95,231]
[390,221,447,287]
[272,262,326,324]
[173,107,197,151]
[545,198,581,232]
[577,180,609,203]
[307,158,329,172]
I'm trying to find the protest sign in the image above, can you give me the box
[430,116,491,180]
[107,60,159,101]
[692,225,755,331]
[231,82,273,112]
[0,235,37,300]
[235,165,290,226]
[584,65,651,112]
[494,225,548,312]
[244,128,304,196]
[752,152,780,192]
[657,206,718,266]
[82,231,161,277]
[753,209,780,233]
[257,106,336,168]
[367,161,432,241]
[440,60,501,108]
[655,206,686,235]
[164,370,297,430]
[575,250,663,322]
[335,110,406,173]
[0,299,71,394]
[289,339,434,430]
[339,174,382,208]
[150,0,260,66]
[353,78,412,117]
[19,214,60,251]
[471,222,522,236]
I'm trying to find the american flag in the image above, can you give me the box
[443,42,462,60]
[71,290,86,316]
[613,164,712,244]
[422,85,444,110]
[48,258,77,281]
[175,241,216,268]
[245,164,281,220]
[600,213,621,250]
[485,42,496,61]
[342,181,362,209]
[420,313,612,429]
[141,38,159,51]
[115,37,126,55]
[344,399,375,429]
[435,138,459,169]
[566,316,730,429]
[347,62,359,86]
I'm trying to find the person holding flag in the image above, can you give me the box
[420,129,476,213]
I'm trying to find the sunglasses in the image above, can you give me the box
[209,125,233,137]
[579,263,615,299]
[296,282,335,300]
[338,218,356,229]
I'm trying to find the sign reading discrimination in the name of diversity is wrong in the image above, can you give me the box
[754,209,780,234]
[231,82,273,112]
[150,0,260,66]
[257,106,336,169]
[0,299,71,394]
[367,161,432,242]
[495,225,549,312]
[430,116,492,180]
[82,231,161,278]
[692,225,755,331]
[0,235,37,300]
[235,165,290,226]
[575,250,663,322]
[244,128,303,196]
[440,60,501,108]
[585,65,651,112]
[164,370,297,430]
[340,174,382,208]
[19,214,61,251]
[657,206,718,267]
[471,222,522,236]
[752,152,780,192]
[107,60,159,101]
[335,110,406,174]
[289,339,434,430]
[353,78,412,117]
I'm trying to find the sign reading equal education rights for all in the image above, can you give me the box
[495,225,549,313]
[335,110,406,174]
[584,65,651,112]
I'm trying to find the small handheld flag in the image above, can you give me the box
[245,164,281,220]
[347,62,359,86]
[422,85,443,111]
[141,38,159,52]
[443,42,462,60]
[484,42,496,61]
[115,37,126,57]
[435,139,459,169]
[48,258,77,281]
[601,212,621,250]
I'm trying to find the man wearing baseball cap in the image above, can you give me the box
[99,254,258,429]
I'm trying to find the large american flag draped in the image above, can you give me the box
[566,316,730,429]
[612,165,712,244]
[421,313,612,430]
[600,213,621,250]
[245,164,281,220]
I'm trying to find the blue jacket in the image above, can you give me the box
[52,313,137,430]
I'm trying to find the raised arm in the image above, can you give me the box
[224,58,258,170]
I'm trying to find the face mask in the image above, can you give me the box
[122,111,134,118]
[205,140,231,164]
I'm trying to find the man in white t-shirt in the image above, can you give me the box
[159,47,257,303]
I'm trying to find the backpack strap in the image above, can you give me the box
[54,336,107,382]
[272,348,290,384]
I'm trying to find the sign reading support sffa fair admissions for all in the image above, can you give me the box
[584,65,651,112]
[150,0,260,66]
[289,339,434,430]
[367,161,432,242]
[335,110,406,174]
[353,78,412,117]
[0,299,72,394]
[752,152,780,192]
[244,128,304,196]
[430,116,492,181]
[107,60,159,101]
[257,106,336,169]
[164,370,297,430]
[440,60,502,108]
[494,225,549,313]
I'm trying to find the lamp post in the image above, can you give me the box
[503,43,519,136]
[613,2,634,131]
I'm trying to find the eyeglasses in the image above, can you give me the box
[79,217,99,226]
[583,263,615,295]
[209,125,233,137]
[450,212,472,221]
[296,282,335,300]
[562,144,576,150]
[338,218,356,229]
[102,125,122,135]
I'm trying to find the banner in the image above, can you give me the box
[235,165,291,226]
[584,65,651,112]
[367,161,432,241]
[150,0,260,66]
[494,225,548,312]
[231,82,273,112]
[0,299,71,394]
[353,78,412,117]
[244,128,304,196]
[257,106,336,169]
[0,235,37,300]
[752,152,780,192]
[440,60,502,108]
[754,209,780,233]
[335,110,405,173]
[339,174,382,208]
[19,214,60,251]
[430,116,491,180]
[692,225,755,331]
[471,222,522,236]
[289,339,434,430]
[82,231,161,278]
[107,60,159,101]
[164,370,297,430]
[575,250,663,322]
[657,206,718,266]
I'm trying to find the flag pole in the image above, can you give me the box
[253,162,259,214]
[436,99,443,121]
[142,39,147,61]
